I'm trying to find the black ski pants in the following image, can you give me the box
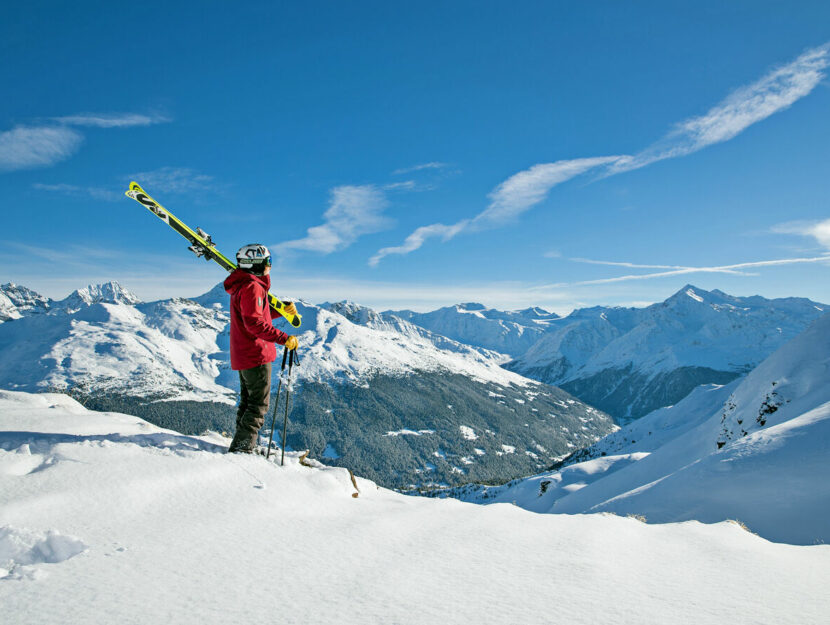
[229,362,271,452]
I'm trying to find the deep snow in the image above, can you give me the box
[1,390,828,624]
[452,312,830,545]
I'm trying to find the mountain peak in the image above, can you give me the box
[665,284,710,304]
[193,282,229,308]
[323,300,383,326]
[515,306,558,319]
[457,302,486,311]
[0,283,51,316]
[60,281,142,309]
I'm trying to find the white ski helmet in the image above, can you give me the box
[236,244,272,274]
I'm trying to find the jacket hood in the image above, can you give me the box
[224,269,271,294]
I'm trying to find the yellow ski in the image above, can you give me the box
[125,182,301,328]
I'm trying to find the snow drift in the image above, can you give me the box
[1,390,827,624]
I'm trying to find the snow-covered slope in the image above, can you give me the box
[310,300,519,385]
[0,291,20,322]
[1,390,827,624]
[386,302,560,357]
[0,283,51,321]
[452,312,830,545]
[509,285,826,421]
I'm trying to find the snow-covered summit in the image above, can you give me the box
[0,283,51,320]
[190,281,229,308]
[57,281,142,312]
[321,300,387,328]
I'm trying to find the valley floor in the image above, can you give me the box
[1,391,828,624]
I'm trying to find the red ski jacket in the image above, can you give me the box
[224,269,289,371]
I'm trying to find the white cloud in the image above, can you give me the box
[370,157,619,265]
[807,220,830,249]
[1,112,169,173]
[0,126,84,171]
[370,44,830,267]
[127,167,215,194]
[393,162,448,175]
[52,113,170,128]
[33,183,121,202]
[609,43,829,174]
[275,185,390,256]
[476,157,623,224]
[369,220,469,266]
[773,218,830,250]
[383,180,417,191]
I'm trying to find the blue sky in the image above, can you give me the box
[2,1,829,313]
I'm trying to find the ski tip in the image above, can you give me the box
[128,181,144,193]
[290,315,302,328]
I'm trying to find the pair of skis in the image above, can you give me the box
[124,182,301,328]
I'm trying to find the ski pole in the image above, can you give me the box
[266,347,289,460]
[280,348,296,467]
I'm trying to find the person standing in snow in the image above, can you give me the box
[223,244,299,454]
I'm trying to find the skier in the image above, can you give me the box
[224,244,299,454]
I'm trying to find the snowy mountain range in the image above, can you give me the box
[3,279,827,494]
[445,309,830,545]
[385,302,560,356]
[485,285,822,422]
[0,281,615,489]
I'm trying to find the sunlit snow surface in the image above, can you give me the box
[1,390,828,624]
[453,313,830,545]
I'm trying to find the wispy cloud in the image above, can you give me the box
[383,180,417,191]
[569,258,736,271]
[772,218,830,250]
[475,157,623,224]
[370,156,621,265]
[369,221,470,267]
[0,126,84,171]
[371,44,830,266]
[537,255,830,288]
[51,112,170,128]
[1,111,170,173]
[392,162,448,175]
[609,43,829,174]
[127,167,215,194]
[275,185,391,256]
[32,183,122,202]
[1,241,142,266]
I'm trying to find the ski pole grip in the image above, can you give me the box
[281,346,288,370]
